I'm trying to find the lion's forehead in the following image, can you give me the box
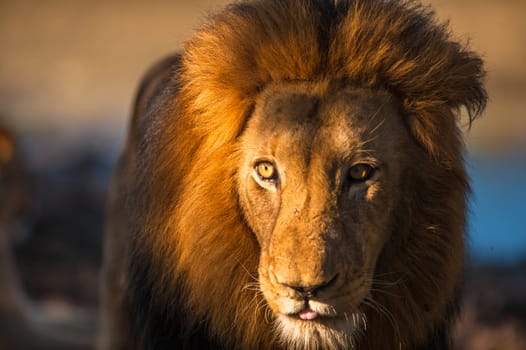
[247,82,405,163]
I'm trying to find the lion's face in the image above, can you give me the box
[238,81,416,347]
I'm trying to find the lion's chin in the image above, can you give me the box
[274,313,364,350]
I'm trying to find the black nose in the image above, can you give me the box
[283,275,338,300]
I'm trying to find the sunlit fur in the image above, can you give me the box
[101,0,487,349]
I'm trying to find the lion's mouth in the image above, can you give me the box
[285,302,338,322]
[280,296,366,324]
[297,307,320,320]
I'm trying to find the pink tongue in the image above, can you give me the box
[298,308,319,320]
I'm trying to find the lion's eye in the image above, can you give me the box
[349,164,374,182]
[255,161,277,181]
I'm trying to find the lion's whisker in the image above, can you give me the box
[366,99,387,127]
[368,118,386,136]
[369,288,400,298]
[235,257,259,283]
[363,297,401,343]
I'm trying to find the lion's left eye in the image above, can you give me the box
[255,161,278,182]
[349,164,374,182]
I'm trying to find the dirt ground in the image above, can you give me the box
[0,0,525,349]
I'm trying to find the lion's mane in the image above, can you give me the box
[120,0,486,349]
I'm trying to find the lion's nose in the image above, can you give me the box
[281,274,338,300]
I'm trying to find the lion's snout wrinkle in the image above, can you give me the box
[281,273,339,300]
[268,252,339,295]
[267,223,344,297]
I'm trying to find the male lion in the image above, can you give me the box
[101,0,486,349]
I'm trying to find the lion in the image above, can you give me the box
[101,0,487,349]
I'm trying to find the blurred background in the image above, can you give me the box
[0,0,524,349]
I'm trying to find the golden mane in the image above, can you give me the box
[120,0,487,349]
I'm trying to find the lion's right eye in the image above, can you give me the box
[349,164,374,182]
[255,161,277,182]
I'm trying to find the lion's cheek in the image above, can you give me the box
[238,180,280,247]
[360,184,396,266]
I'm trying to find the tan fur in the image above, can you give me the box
[101,0,486,349]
